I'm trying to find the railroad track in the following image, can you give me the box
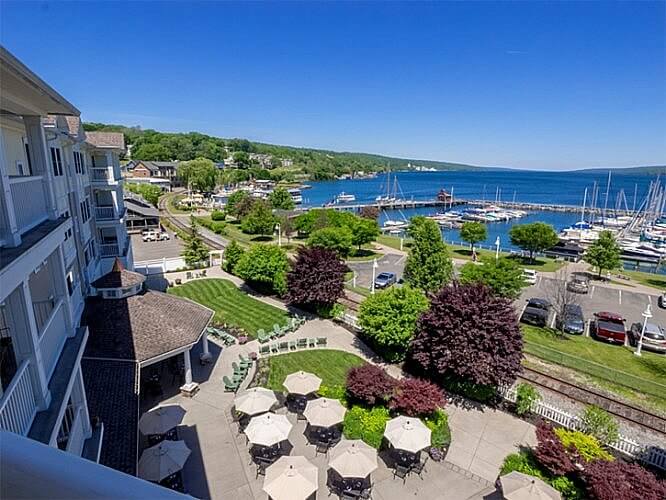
[519,364,666,436]
[158,195,225,250]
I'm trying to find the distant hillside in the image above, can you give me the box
[82,122,481,180]
[569,165,666,176]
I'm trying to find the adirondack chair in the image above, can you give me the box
[223,376,239,392]
[259,345,270,356]
[238,354,252,369]
[297,338,307,349]
[308,338,317,348]
[316,337,327,347]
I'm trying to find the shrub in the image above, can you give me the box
[235,244,289,296]
[345,365,396,406]
[286,246,347,309]
[317,384,347,405]
[549,476,585,500]
[580,406,619,445]
[342,406,390,449]
[533,421,575,476]
[390,378,446,417]
[423,408,451,448]
[307,226,353,257]
[554,429,614,463]
[211,210,226,221]
[440,378,498,403]
[500,451,547,479]
[223,240,245,274]
[515,383,541,416]
[316,303,345,319]
[582,459,666,500]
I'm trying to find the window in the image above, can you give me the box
[64,228,73,241]
[50,147,63,176]
[80,198,91,223]
[24,142,33,175]
[73,151,86,174]
[66,271,74,296]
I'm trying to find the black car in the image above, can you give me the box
[374,272,397,289]
[556,304,585,335]
[520,298,551,327]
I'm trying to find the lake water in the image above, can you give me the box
[302,170,663,272]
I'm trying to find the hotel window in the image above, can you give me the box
[66,271,74,296]
[50,147,64,176]
[73,151,81,174]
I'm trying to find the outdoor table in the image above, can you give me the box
[394,449,418,468]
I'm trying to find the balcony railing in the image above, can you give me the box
[90,167,118,183]
[99,242,120,257]
[95,206,116,221]
[8,176,49,234]
[32,298,55,333]
[0,360,38,435]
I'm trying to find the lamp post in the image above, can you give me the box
[371,258,378,295]
[275,223,281,247]
[495,236,501,261]
[634,304,652,357]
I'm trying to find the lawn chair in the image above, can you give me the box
[297,338,307,349]
[223,376,239,392]
[316,337,328,347]
[278,341,289,352]
[257,329,269,343]
[288,340,297,351]
[224,334,236,346]
[314,440,330,457]
[186,271,193,280]
[308,338,317,348]
[232,361,247,376]
[270,343,279,354]
[273,324,284,338]
[239,354,252,369]
[259,344,270,356]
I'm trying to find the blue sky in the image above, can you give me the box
[1,1,664,170]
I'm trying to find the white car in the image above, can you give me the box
[142,230,170,242]
[522,269,538,285]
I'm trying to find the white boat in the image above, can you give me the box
[288,188,303,204]
[335,192,356,203]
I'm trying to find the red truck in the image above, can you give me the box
[591,311,626,344]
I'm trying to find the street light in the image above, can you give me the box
[634,304,652,357]
[371,258,378,295]
[495,236,501,261]
[275,223,281,247]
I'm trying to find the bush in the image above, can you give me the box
[390,378,446,417]
[423,408,451,448]
[286,246,347,309]
[317,384,347,405]
[554,429,614,463]
[211,210,226,221]
[307,226,353,257]
[345,365,396,406]
[534,421,575,476]
[235,244,289,296]
[440,377,498,403]
[515,383,541,416]
[342,406,390,449]
[582,459,666,500]
[316,303,345,319]
[580,405,619,445]
[223,240,245,274]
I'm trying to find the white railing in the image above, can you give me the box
[99,242,120,257]
[39,300,66,378]
[500,385,665,470]
[90,168,111,182]
[0,360,37,435]
[341,313,361,330]
[32,298,55,333]
[9,176,48,233]
[95,206,116,220]
[65,407,85,455]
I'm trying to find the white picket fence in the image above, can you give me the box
[501,386,666,470]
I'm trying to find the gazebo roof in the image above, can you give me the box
[91,259,146,290]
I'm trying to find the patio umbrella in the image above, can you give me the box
[244,412,293,447]
[283,371,322,395]
[138,405,186,436]
[303,397,346,428]
[263,455,318,500]
[500,472,561,500]
[138,440,191,482]
[329,439,378,478]
[234,387,278,416]
[384,416,431,454]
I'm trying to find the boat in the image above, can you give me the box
[335,192,356,203]
[288,188,303,204]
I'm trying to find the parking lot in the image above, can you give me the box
[519,276,666,334]
[131,231,184,262]
[347,253,407,288]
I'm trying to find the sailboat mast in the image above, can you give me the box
[581,187,588,223]
[603,171,611,221]
[633,183,638,212]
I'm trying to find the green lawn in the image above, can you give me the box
[622,269,666,291]
[522,325,666,408]
[265,350,366,392]
[168,279,289,337]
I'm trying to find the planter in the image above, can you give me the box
[238,335,249,345]
[429,445,449,462]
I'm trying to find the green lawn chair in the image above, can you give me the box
[223,376,239,392]
[257,329,269,343]
[259,344,270,356]
[225,334,236,346]
[308,338,317,348]
[288,340,297,350]
[278,341,289,352]
[272,324,283,338]
[239,354,252,369]
[270,343,279,354]
[316,337,327,347]
[297,338,307,349]
[232,362,247,378]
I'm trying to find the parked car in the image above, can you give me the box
[374,272,397,289]
[555,304,585,335]
[628,322,666,354]
[590,311,626,344]
[142,230,170,242]
[658,293,666,309]
[520,298,551,327]
[567,274,589,294]
[522,269,538,285]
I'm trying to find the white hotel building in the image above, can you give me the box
[0,47,182,497]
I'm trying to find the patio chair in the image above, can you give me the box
[239,354,252,368]
[339,493,356,500]
[270,343,279,354]
[278,341,289,352]
[232,362,247,376]
[288,340,297,351]
[223,376,239,392]
[317,337,328,347]
[393,464,410,483]
[314,440,330,457]
[186,272,193,280]
[297,338,307,349]
[257,329,269,343]
[259,344,270,356]
[308,338,317,348]
[255,461,267,478]
[410,455,428,479]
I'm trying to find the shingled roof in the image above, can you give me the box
[82,290,213,363]
[91,258,146,289]
[85,131,125,150]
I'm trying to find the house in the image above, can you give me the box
[249,152,273,168]
[126,160,180,188]
[0,46,180,495]
[124,192,160,233]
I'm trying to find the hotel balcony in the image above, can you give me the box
[94,205,125,223]
[0,175,51,246]
[89,167,121,186]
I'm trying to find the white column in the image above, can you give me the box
[0,128,20,246]
[23,116,57,220]
[183,350,192,385]
[199,331,212,364]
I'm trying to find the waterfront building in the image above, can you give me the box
[125,160,179,189]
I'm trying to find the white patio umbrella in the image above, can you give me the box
[303,397,346,428]
[138,440,191,482]
[384,416,431,454]
[263,455,318,500]
[234,387,278,416]
[138,405,186,435]
[500,472,561,500]
[329,439,378,478]
[283,371,322,395]
[244,412,293,447]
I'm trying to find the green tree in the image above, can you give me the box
[308,226,353,257]
[125,183,162,207]
[459,257,526,299]
[404,216,453,292]
[351,218,380,251]
[233,151,251,168]
[509,222,559,262]
[358,286,429,362]
[269,187,295,210]
[241,200,277,235]
[278,215,295,243]
[181,217,209,267]
[177,157,217,192]
[226,190,250,217]
[584,230,621,278]
[132,143,170,161]
[460,221,487,253]
[222,240,245,274]
[234,244,289,295]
